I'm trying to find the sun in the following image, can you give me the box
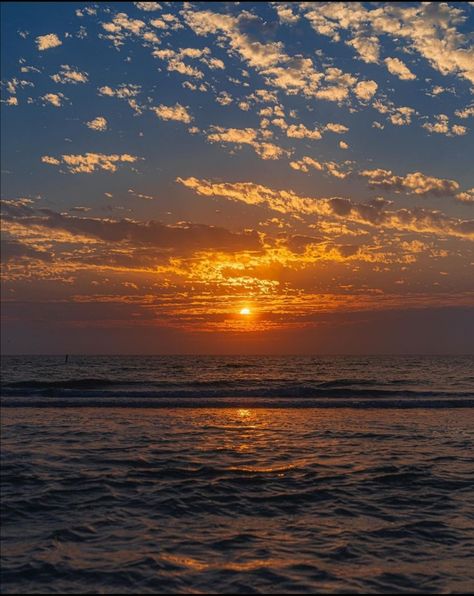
[240,307,251,316]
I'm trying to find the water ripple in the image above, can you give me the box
[1,407,473,593]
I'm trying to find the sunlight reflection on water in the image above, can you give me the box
[1,407,473,593]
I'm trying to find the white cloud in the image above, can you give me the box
[42,93,65,107]
[347,35,380,64]
[98,84,141,98]
[373,99,416,126]
[134,2,162,10]
[152,103,192,123]
[215,91,233,106]
[324,123,349,134]
[455,105,474,119]
[86,117,108,132]
[206,126,286,160]
[384,57,416,80]
[285,123,322,140]
[290,156,351,178]
[41,156,60,165]
[183,7,363,104]
[361,168,461,197]
[422,114,467,136]
[274,3,300,25]
[41,153,138,174]
[354,80,378,101]
[51,65,88,84]
[455,188,474,203]
[178,177,474,239]
[36,33,62,51]
[301,2,474,85]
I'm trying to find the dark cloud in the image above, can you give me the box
[1,239,52,262]
[2,203,262,253]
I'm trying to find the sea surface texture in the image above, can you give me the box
[1,356,474,593]
[1,354,474,406]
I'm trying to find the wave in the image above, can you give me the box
[3,377,473,399]
[2,396,474,409]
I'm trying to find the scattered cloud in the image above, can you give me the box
[152,103,192,123]
[373,99,416,126]
[384,57,416,81]
[206,126,286,160]
[51,65,88,84]
[290,157,351,179]
[456,189,474,203]
[2,202,262,253]
[178,177,474,239]
[41,92,66,107]
[41,153,138,173]
[422,114,468,136]
[134,2,162,11]
[354,80,378,101]
[361,169,461,197]
[86,116,108,131]
[455,105,474,119]
[36,33,62,51]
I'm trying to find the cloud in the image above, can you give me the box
[134,2,162,10]
[2,202,262,254]
[360,168,460,197]
[384,57,416,80]
[41,156,60,165]
[177,177,474,239]
[41,93,65,107]
[373,99,416,126]
[301,2,474,85]
[152,103,192,123]
[285,123,322,140]
[100,10,167,47]
[51,65,88,84]
[152,46,222,79]
[41,153,138,174]
[98,84,141,98]
[206,126,286,160]
[274,3,300,25]
[183,7,366,104]
[215,91,233,106]
[127,189,154,201]
[354,80,378,101]
[208,127,258,145]
[36,33,62,51]
[255,142,287,160]
[86,116,108,132]
[324,122,349,134]
[456,189,474,203]
[102,12,145,37]
[422,114,467,136]
[455,105,474,119]
[347,35,380,64]
[290,157,351,179]
[1,238,52,262]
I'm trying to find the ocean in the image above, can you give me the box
[1,356,474,593]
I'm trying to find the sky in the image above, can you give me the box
[1,1,473,354]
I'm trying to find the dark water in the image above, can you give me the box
[1,355,474,406]
[1,357,474,593]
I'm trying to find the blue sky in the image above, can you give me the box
[1,2,473,353]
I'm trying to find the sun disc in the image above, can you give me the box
[240,307,251,315]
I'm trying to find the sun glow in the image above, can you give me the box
[240,307,251,315]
